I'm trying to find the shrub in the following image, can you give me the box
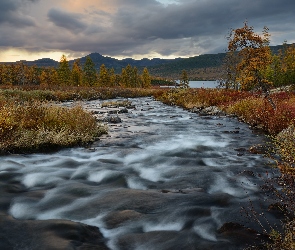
[0,101,106,154]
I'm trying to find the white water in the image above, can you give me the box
[0,97,278,249]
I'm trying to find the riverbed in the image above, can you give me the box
[0,97,280,249]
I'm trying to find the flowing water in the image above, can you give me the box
[0,97,280,249]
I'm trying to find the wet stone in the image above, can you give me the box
[103,210,143,229]
[0,216,109,250]
[217,222,268,248]
[118,108,128,114]
[103,116,122,123]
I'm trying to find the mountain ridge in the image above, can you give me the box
[1,44,292,80]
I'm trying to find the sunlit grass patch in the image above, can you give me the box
[0,100,106,154]
[101,100,132,108]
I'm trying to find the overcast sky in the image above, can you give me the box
[0,0,294,62]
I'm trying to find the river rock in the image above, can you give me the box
[107,110,119,114]
[269,85,292,94]
[0,215,109,250]
[249,144,269,154]
[217,222,268,248]
[103,210,143,229]
[103,116,122,123]
[191,106,226,116]
[118,108,129,114]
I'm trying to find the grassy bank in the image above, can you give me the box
[0,85,166,102]
[155,87,295,248]
[0,86,166,154]
[155,88,295,134]
[0,100,107,154]
[155,88,295,173]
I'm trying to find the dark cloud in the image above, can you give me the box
[48,8,87,32]
[102,0,295,56]
[1,0,295,60]
[0,0,37,27]
[113,0,295,40]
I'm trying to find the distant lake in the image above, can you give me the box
[160,80,219,89]
[189,80,218,88]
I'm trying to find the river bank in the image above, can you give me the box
[1,86,295,248]
[0,97,283,249]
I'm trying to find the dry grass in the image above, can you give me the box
[0,85,166,154]
[0,100,107,154]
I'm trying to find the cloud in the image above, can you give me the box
[48,8,87,32]
[0,0,37,27]
[1,0,295,61]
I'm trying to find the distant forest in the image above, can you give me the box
[0,44,291,81]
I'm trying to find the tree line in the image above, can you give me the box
[0,55,152,88]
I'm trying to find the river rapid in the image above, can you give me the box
[0,97,280,249]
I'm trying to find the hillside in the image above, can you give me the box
[148,53,226,80]
[1,44,290,80]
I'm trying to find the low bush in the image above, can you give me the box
[0,100,106,154]
[226,95,295,134]
[156,88,253,109]
[0,85,166,102]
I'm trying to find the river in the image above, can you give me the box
[0,97,280,249]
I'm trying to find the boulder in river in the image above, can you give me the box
[118,108,129,114]
[217,222,269,248]
[103,210,143,229]
[103,116,122,123]
[0,215,109,250]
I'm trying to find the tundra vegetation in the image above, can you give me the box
[0,22,295,248]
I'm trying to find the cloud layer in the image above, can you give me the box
[0,0,295,60]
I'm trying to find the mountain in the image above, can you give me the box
[73,53,181,72]
[2,44,292,80]
[5,53,180,74]
[147,53,226,80]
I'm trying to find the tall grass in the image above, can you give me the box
[226,94,295,134]
[0,100,106,154]
[155,88,295,135]
[0,86,166,102]
[156,88,253,109]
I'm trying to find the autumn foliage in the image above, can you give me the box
[0,55,152,88]
[0,99,106,154]
[221,22,272,90]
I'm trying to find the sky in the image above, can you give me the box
[0,0,294,62]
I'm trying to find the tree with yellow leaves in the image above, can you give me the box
[280,43,295,85]
[40,67,59,87]
[179,69,189,88]
[83,56,97,86]
[142,67,151,88]
[71,59,83,86]
[98,64,109,87]
[57,55,71,86]
[225,22,272,90]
